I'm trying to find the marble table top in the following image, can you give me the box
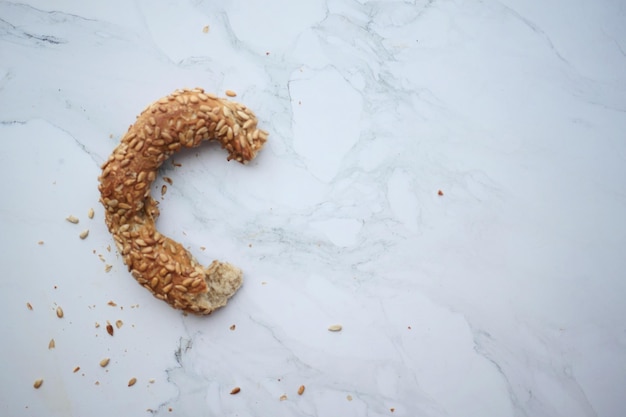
[1,1,625,416]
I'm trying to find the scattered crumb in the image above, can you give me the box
[56,306,64,318]
[37,241,44,245]
[261,281,267,285]
[105,264,112,273]
[95,322,100,328]
[225,89,237,97]
[200,246,206,251]
[297,385,305,395]
[66,215,79,224]
[95,381,100,386]
[279,394,288,401]
[106,321,114,336]
[163,176,173,185]
[347,395,353,401]
[149,379,155,384]
[115,320,123,329]
[171,161,181,167]
[88,208,94,219]
[202,25,209,33]
[266,51,270,55]
[107,301,117,307]
[438,189,444,196]
[128,377,137,387]
[328,324,342,332]
[106,245,111,252]
[79,229,89,239]
[161,185,167,196]
[33,379,43,389]
[26,302,33,310]
[230,387,241,395]
[73,366,80,373]
[48,339,55,350]
[229,324,236,331]
[99,358,110,368]
[390,407,395,412]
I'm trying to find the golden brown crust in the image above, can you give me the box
[98,88,267,314]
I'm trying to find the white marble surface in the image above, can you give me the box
[1,0,625,416]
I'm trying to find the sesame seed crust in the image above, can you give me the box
[98,88,268,315]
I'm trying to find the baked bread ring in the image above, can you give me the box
[98,88,268,315]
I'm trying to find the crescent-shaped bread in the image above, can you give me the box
[98,88,267,314]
